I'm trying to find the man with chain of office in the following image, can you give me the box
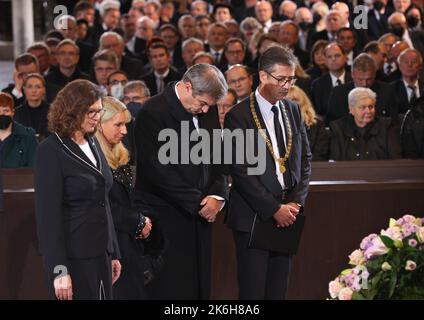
[223,45,312,300]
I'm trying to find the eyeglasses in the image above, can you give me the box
[122,95,149,104]
[110,79,128,86]
[266,72,297,86]
[86,108,105,119]
[228,76,248,86]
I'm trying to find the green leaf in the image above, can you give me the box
[388,272,398,298]
[380,235,394,248]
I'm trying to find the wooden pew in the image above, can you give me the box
[1,160,424,299]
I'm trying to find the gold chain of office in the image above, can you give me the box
[249,92,292,174]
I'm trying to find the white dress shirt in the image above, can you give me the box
[330,71,346,87]
[256,89,287,189]
[403,79,420,101]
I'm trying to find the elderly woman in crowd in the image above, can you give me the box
[95,96,164,299]
[329,87,402,161]
[35,79,121,300]
[287,85,329,161]
[0,92,38,168]
[14,73,49,141]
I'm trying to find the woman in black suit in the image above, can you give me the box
[35,79,121,300]
[95,96,155,299]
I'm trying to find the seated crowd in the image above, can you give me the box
[2,0,424,168]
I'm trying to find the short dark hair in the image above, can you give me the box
[224,37,246,53]
[148,42,169,55]
[352,53,377,73]
[107,70,128,84]
[14,53,38,69]
[259,46,297,73]
[159,23,179,36]
[364,41,381,54]
[73,0,94,16]
[337,27,357,41]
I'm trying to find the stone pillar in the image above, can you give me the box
[12,0,35,58]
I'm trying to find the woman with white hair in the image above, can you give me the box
[329,87,402,160]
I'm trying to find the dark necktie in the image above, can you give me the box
[386,64,393,75]
[271,105,286,157]
[335,78,342,86]
[214,52,220,64]
[408,85,417,104]
[271,105,292,189]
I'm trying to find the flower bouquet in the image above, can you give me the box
[329,214,424,300]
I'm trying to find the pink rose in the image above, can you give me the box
[329,280,344,299]
[349,249,366,266]
[338,287,353,300]
[405,260,416,271]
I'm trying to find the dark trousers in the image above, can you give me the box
[233,230,292,300]
[47,252,112,300]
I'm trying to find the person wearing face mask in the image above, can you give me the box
[134,63,229,299]
[294,7,315,52]
[0,92,38,168]
[367,0,393,40]
[388,12,424,56]
[405,4,424,32]
[107,70,128,100]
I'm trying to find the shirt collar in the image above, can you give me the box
[255,88,277,118]
[330,71,346,86]
[154,68,170,79]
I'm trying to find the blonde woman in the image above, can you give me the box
[96,96,159,299]
[287,85,329,161]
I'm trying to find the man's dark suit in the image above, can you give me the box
[224,94,312,299]
[134,83,228,299]
[366,9,389,40]
[311,71,352,116]
[326,81,397,124]
[35,134,120,299]
[141,68,182,96]
[392,78,424,115]
[120,55,145,80]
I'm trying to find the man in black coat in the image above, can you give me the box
[311,42,352,116]
[141,43,182,96]
[326,53,397,124]
[224,46,312,300]
[134,64,229,299]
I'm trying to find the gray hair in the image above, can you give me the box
[352,53,377,73]
[182,37,204,51]
[182,63,228,101]
[240,17,261,32]
[259,45,297,73]
[100,31,124,47]
[348,87,376,109]
[123,80,151,97]
[397,48,423,65]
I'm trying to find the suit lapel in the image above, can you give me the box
[57,134,103,176]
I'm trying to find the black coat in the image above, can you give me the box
[311,71,352,116]
[134,83,228,299]
[44,68,90,103]
[329,115,402,161]
[326,81,397,124]
[109,164,165,299]
[34,134,120,293]
[392,78,424,115]
[14,100,49,140]
[224,95,312,233]
[366,9,390,40]
[141,68,182,96]
[120,55,145,80]
[307,118,330,161]
[401,97,424,158]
